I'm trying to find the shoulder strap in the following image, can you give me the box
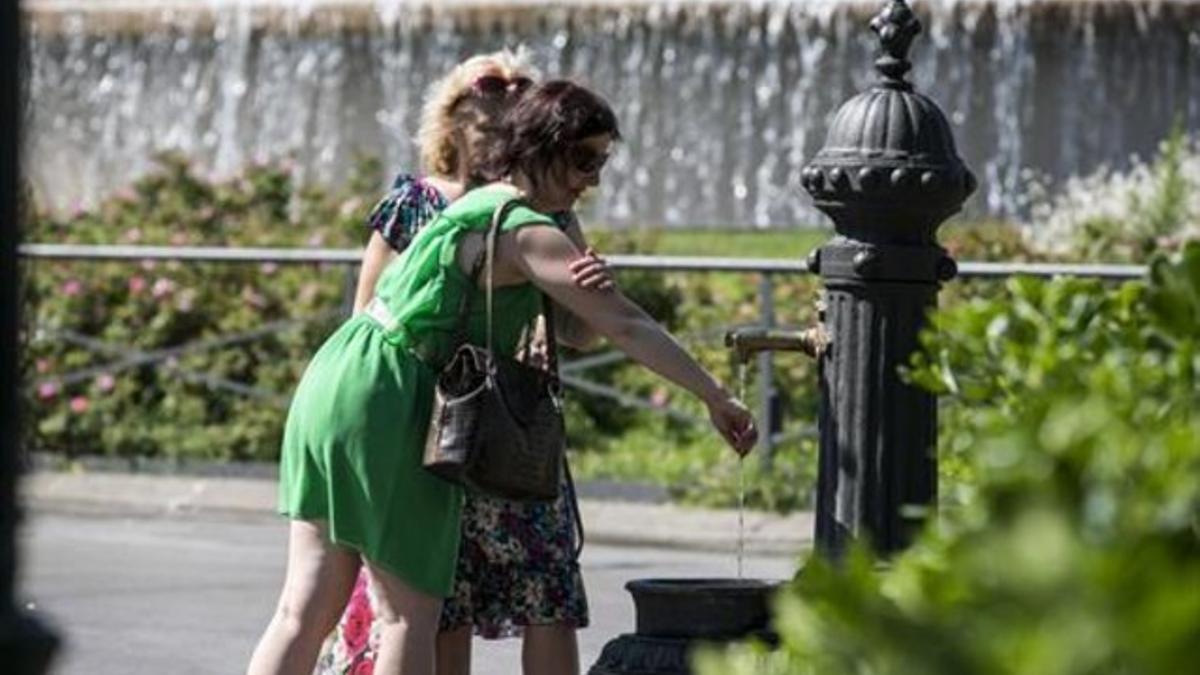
[484,199,560,374]
[451,197,523,348]
[452,195,561,375]
[451,196,530,348]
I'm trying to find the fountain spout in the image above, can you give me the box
[724,325,829,365]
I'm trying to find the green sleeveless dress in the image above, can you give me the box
[278,186,556,597]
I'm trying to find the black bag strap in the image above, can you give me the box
[451,197,524,349]
[564,457,585,561]
[484,205,559,376]
[454,195,560,376]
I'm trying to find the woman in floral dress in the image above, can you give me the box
[318,51,612,675]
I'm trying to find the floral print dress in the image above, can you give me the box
[314,174,589,675]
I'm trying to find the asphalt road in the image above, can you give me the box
[18,510,798,675]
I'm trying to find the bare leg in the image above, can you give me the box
[247,519,361,675]
[436,625,473,675]
[367,562,444,675]
[522,624,580,675]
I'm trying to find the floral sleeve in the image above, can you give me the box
[365,173,450,253]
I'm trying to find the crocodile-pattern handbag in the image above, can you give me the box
[422,198,565,502]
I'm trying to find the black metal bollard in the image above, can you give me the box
[800,0,975,559]
[0,2,60,671]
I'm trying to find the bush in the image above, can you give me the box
[21,154,375,461]
[1023,123,1199,262]
[697,243,1200,674]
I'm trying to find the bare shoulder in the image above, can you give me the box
[425,176,465,201]
[511,222,574,257]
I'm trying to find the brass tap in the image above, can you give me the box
[724,325,830,365]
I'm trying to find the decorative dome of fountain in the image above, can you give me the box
[803,0,976,244]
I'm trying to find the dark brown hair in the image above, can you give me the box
[482,80,620,186]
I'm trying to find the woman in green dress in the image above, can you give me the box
[246,80,757,675]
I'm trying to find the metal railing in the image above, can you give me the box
[18,243,1149,462]
[15,243,1152,279]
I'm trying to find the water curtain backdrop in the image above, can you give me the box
[24,0,1200,228]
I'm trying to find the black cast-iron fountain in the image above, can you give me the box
[589,2,975,673]
[731,0,976,561]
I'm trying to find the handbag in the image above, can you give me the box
[422,197,566,502]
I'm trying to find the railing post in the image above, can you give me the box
[801,0,975,559]
[756,273,777,466]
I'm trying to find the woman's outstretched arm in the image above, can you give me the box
[508,225,757,454]
[353,231,398,313]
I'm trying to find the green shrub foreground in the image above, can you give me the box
[697,244,1200,674]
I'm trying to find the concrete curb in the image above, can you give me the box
[22,470,811,557]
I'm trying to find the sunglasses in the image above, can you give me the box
[567,145,610,175]
[468,74,533,99]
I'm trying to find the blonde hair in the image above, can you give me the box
[416,48,540,178]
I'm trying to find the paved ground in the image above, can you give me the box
[23,470,813,557]
[18,510,799,675]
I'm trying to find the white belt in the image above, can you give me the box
[363,297,400,332]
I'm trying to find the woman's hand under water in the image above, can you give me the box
[706,395,758,456]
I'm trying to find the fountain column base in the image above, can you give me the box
[587,579,782,675]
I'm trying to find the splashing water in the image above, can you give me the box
[23,1,1200,225]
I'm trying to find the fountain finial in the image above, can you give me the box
[869,0,921,89]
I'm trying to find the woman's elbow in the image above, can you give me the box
[599,312,645,349]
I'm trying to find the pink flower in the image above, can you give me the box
[122,227,142,243]
[95,373,115,393]
[339,198,363,218]
[350,659,375,675]
[176,288,197,313]
[650,387,672,408]
[170,232,191,246]
[61,279,83,297]
[260,262,278,276]
[35,359,51,374]
[69,396,89,414]
[342,609,371,655]
[298,282,319,305]
[37,381,59,400]
[128,275,147,295]
[116,187,137,203]
[339,576,374,653]
[306,232,326,248]
[140,259,158,271]
[151,277,176,299]
[241,286,267,309]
